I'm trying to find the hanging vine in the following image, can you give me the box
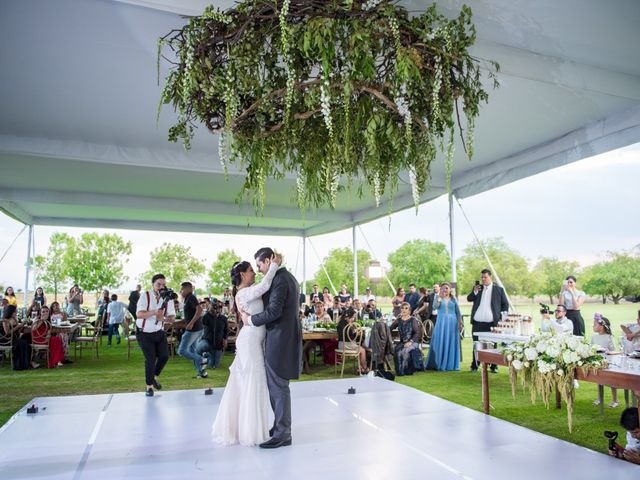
[158,0,499,211]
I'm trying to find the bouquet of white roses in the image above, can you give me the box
[500,332,607,432]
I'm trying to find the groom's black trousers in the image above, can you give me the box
[265,362,292,439]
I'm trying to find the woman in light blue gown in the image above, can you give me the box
[424,283,461,371]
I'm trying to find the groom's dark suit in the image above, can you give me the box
[250,267,302,442]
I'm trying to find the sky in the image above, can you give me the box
[0,143,638,294]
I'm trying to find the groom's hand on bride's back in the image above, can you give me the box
[239,308,250,326]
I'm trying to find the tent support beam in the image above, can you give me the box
[352,225,358,300]
[23,224,33,308]
[449,193,458,296]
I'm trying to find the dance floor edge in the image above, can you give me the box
[0,377,635,480]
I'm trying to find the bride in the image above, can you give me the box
[211,255,279,446]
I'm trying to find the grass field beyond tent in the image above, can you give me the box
[1,302,638,456]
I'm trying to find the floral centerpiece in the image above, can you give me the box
[500,332,608,432]
[158,0,498,212]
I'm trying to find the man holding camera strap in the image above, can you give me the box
[136,273,176,397]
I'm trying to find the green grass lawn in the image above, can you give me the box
[1,302,638,456]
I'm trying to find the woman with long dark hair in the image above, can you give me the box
[4,287,17,307]
[424,283,462,371]
[559,275,585,336]
[212,254,280,446]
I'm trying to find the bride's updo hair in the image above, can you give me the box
[230,261,251,313]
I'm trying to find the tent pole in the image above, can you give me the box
[352,225,358,299]
[302,235,307,295]
[449,193,458,297]
[23,224,33,308]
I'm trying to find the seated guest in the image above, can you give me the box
[364,299,382,320]
[27,299,41,319]
[31,306,65,368]
[302,302,332,373]
[3,305,39,370]
[352,299,364,320]
[327,296,343,322]
[50,301,72,351]
[198,300,228,369]
[541,305,573,335]
[390,302,422,376]
[336,308,367,374]
[609,407,640,465]
[621,310,640,354]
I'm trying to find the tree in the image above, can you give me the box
[65,233,132,293]
[387,240,451,291]
[140,243,205,291]
[34,232,72,301]
[311,248,372,297]
[458,237,530,297]
[207,249,241,295]
[582,250,640,304]
[532,257,581,304]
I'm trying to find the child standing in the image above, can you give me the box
[591,313,618,408]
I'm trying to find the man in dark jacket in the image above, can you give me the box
[199,300,228,369]
[467,269,509,372]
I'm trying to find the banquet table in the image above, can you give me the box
[477,349,640,415]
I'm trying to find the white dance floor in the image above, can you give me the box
[0,377,636,479]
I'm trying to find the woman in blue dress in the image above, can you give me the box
[424,283,461,371]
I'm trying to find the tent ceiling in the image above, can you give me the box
[1,0,639,236]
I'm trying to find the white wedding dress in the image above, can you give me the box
[211,262,277,446]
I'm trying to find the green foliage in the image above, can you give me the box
[311,247,372,296]
[140,243,205,291]
[158,1,498,211]
[387,240,451,291]
[63,233,132,294]
[458,238,529,297]
[206,249,241,295]
[531,257,581,303]
[582,250,640,304]
[34,232,72,301]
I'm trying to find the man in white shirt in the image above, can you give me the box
[136,273,176,397]
[541,305,574,335]
[467,269,509,372]
[106,293,128,347]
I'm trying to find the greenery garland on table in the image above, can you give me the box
[158,0,498,212]
[500,333,608,432]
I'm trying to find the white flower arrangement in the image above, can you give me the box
[500,332,607,432]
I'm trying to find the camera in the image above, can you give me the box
[604,430,625,458]
[159,287,178,302]
[539,303,552,314]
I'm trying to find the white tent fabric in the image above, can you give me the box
[1,0,639,236]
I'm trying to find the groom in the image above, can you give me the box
[241,247,302,448]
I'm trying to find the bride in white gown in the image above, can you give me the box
[211,257,279,446]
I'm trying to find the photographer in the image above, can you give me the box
[67,284,83,316]
[608,407,640,465]
[136,274,176,397]
[540,304,573,335]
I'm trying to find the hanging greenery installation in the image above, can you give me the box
[158,0,498,211]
